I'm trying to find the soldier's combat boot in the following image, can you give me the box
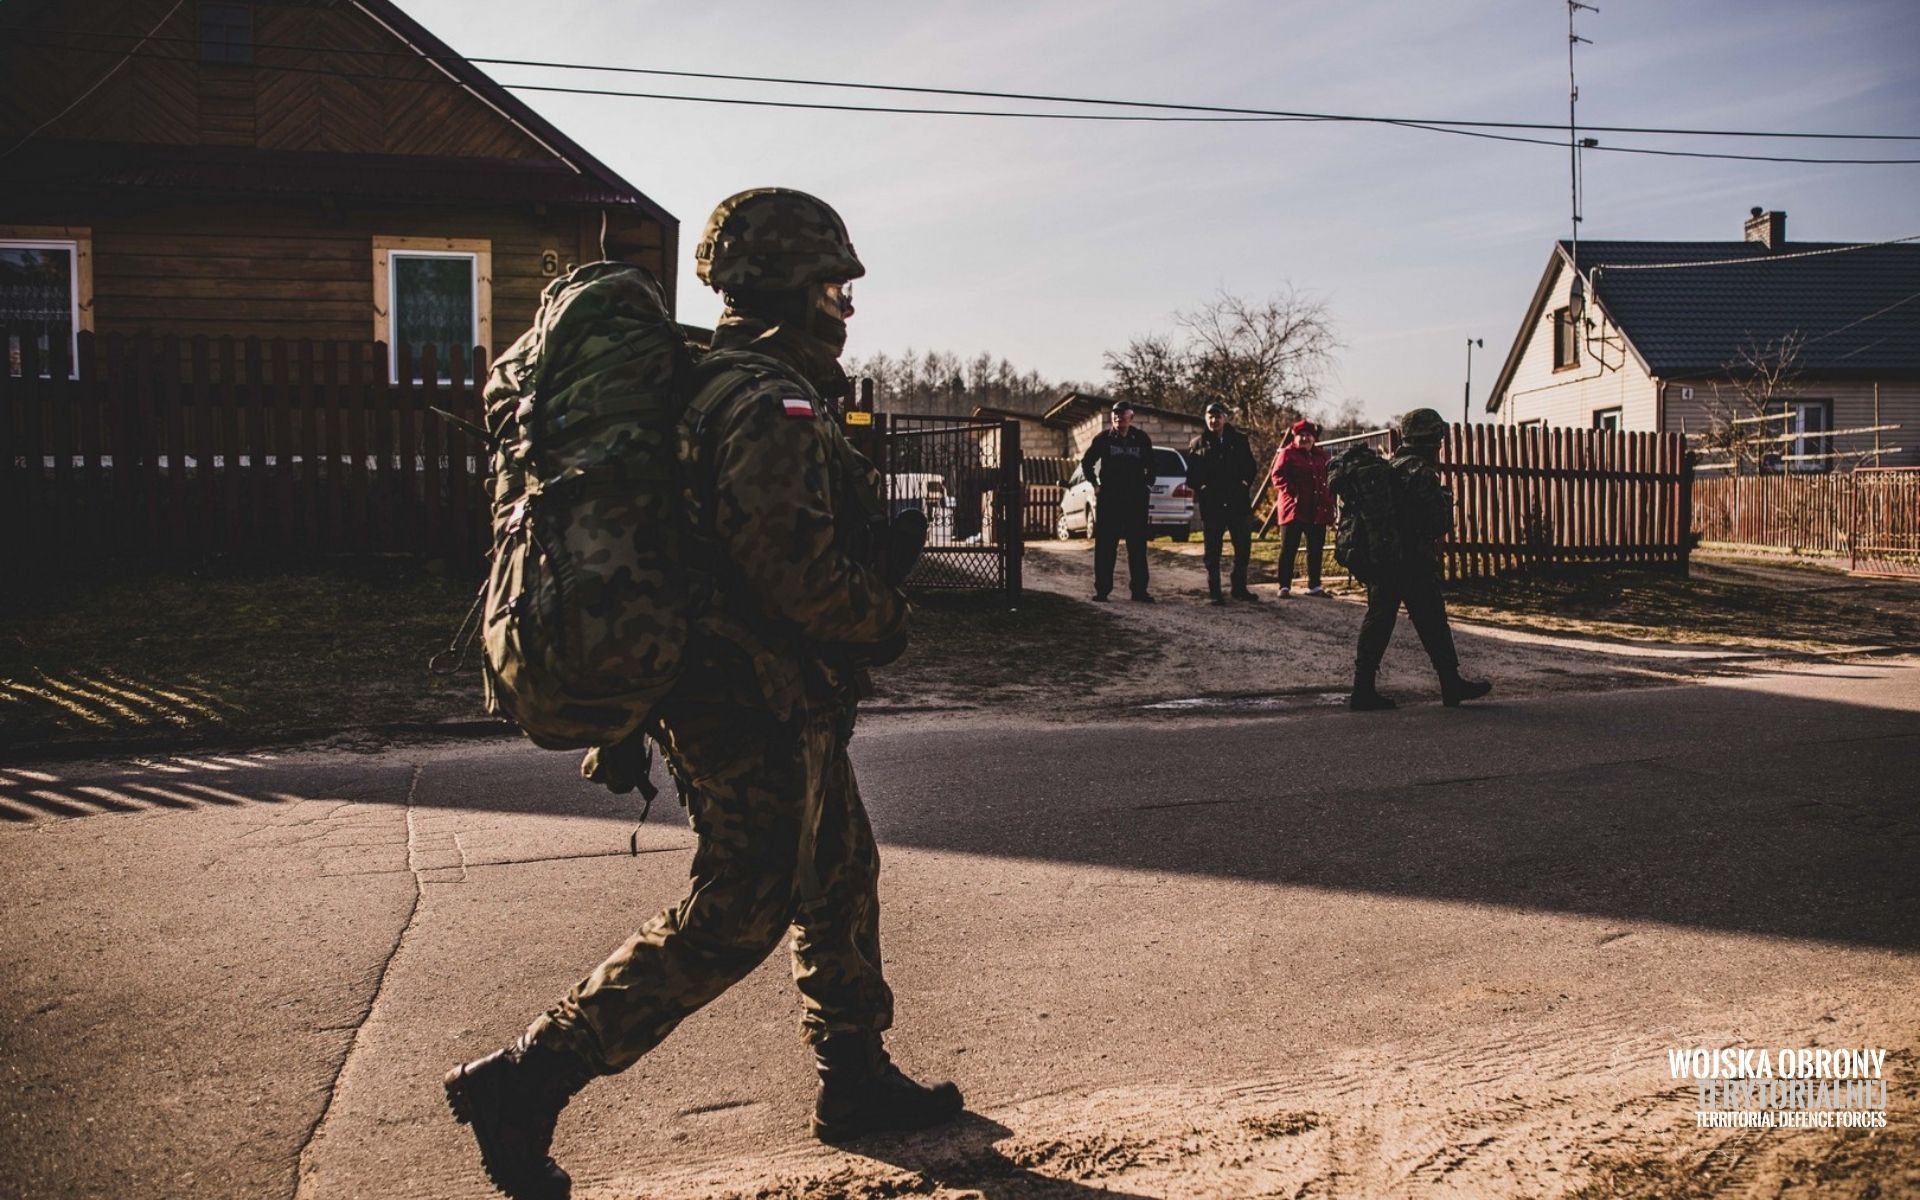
[1350,665,1396,712]
[1439,670,1493,707]
[811,1033,964,1143]
[445,1035,596,1200]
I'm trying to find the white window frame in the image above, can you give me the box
[1782,399,1833,475]
[371,236,491,383]
[1593,407,1622,431]
[1552,306,1581,371]
[1,231,91,379]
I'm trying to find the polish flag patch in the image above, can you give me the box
[781,396,815,419]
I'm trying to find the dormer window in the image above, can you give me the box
[1552,306,1581,370]
[199,3,252,65]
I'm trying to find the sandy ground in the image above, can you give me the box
[6,552,1917,1200]
[980,542,1845,721]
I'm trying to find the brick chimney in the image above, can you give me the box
[1744,207,1786,250]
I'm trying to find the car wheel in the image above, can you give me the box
[1055,512,1072,540]
[1170,529,1192,543]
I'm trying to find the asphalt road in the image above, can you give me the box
[2,662,1916,1198]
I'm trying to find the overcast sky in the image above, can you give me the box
[410,0,1919,422]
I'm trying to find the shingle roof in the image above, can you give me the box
[1572,239,1920,378]
[11,141,657,209]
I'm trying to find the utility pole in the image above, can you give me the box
[1566,1,1597,327]
[1463,337,1483,426]
[1568,2,1596,261]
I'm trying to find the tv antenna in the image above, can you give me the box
[1567,1,1598,317]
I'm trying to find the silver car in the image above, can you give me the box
[1055,445,1195,542]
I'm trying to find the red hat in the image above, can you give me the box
[1291,419,1320,437]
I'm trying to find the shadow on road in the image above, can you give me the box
[831,1112,1157,1199]
[4,675,1916,951]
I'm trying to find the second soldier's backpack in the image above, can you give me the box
[474,262,706,751]
[1327,443,1396,583]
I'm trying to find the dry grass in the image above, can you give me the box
[0,561,487,754]
[1444,560,1920,653]
[0,564,1158,754]
[875,590,1161,710]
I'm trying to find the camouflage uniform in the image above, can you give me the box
[1352,441,1461,679]
[525,314,905,1071]
[1348,408,1491,709]
[448,190,955,1200]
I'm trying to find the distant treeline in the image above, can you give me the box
[847,349,1100,419]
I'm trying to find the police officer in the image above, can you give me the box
[1351,408,1493,711]
[445,189,961,1200]
[1081,399,1157,601]
[1186,401,1259,604]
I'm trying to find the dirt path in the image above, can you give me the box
[627,1011,1917,1199]
[1010,542,1792,719]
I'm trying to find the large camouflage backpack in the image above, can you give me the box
[1327,444,1397,583]
[476,262,705,751]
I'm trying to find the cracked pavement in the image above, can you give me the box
[2,662,1917,1198]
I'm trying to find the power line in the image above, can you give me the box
[1593,234,1920,271]
[1,2,188,160]
[1805,287,1920,345]
[13,37,1920,163]
[21,28,1920,144]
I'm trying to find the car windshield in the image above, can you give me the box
[1153,448,1186,477]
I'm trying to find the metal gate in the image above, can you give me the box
[851,413,1023,596]
[1851,467,1920,578]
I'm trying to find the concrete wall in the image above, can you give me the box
[973,417,1067,471]
[1066,412,1203,461]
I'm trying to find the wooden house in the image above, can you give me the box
[0,0,676,380]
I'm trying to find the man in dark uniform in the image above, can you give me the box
[1186,401,1259,604]
[1080,400,1158,601]
[1350,407,1493,711]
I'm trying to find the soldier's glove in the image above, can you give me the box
[581,732,659,802]
[885,508,928,587]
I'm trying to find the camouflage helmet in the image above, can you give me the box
[695,188,865,292]
[1400,408,1448,443]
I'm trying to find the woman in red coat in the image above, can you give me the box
[1269,419,1336,596]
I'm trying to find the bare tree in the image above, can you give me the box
[1102,332,1188,411]
[847,348,1083,418]
[1703,333,1806,474]
[1107,286,1341,460]
[1178,287,1337,420]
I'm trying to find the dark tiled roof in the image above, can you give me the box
[8,141,653,209]
[1573,239,1920,379]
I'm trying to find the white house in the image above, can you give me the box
[1486,208,1920,471]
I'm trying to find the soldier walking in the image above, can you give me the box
[1348,408,1493,711]
[1187,401,1259,604]
[445,189,961,1200]
[1081,399,1158,602]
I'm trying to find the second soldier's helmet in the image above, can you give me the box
[1400,408,1448,444]
[695,188,865,293]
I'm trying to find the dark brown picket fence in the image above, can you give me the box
[1,332,491,562]
[1692,468,1920,576]
[1436,425,1692,577]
